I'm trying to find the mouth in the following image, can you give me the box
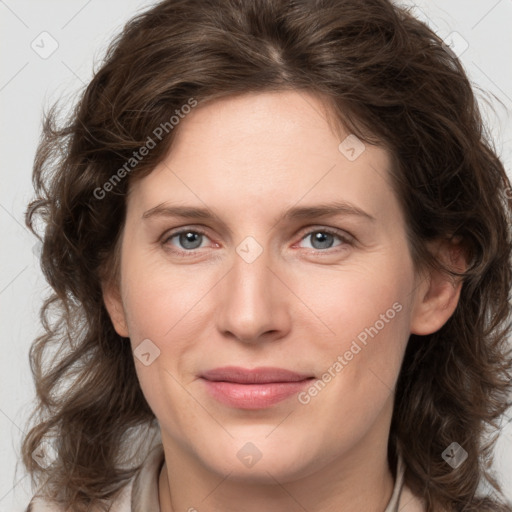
[200,366,315,409]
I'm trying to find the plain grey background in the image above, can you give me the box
[1,1,511,510]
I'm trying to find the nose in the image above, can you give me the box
[215,240,292,345]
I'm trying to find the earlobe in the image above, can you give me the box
[410,239,467,336]
[102,281,129,338]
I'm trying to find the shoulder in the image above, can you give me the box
[398,483,428,511]
[394,451,452,512]
[26,444,165,512]
[26,496,67,512]
[400,483,454,512]
[25,496,63,512]
[27,479,133,512]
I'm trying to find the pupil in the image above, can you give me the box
[181,232,201,249]
[313,232,333,249]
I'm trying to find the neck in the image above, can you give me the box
[159,455,394,512]
[158,412,396,512]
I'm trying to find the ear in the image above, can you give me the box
[410,238,467,336]
[102,279,130,338]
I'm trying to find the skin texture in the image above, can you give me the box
[103,90,465,512]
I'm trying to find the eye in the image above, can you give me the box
[162,229,212,253]
[297,228,352,251]
[161,226,353,256]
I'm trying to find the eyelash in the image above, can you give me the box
[161,226,354,256]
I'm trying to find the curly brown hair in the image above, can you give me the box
[21,0,512,511]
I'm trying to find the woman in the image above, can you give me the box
[22,0,512,511]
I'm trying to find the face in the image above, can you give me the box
[104,90,462,484]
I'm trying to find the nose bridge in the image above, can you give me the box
[216,234,288,342]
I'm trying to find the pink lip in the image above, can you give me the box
[200,366,314,409]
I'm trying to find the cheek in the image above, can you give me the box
[120,252,210,343]
[293,258,412,347]
[291,254,414,415]
[294,270,411,436]
[119,252,221,409]
[119,258,208,424]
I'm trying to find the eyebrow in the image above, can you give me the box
[142,200,376,225]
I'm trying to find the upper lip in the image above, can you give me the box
[201,366,314,384]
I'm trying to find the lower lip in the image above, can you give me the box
[201,378,313,409]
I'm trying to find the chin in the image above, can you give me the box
[198,440,319,484]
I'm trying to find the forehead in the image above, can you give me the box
[126,90,399,229]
